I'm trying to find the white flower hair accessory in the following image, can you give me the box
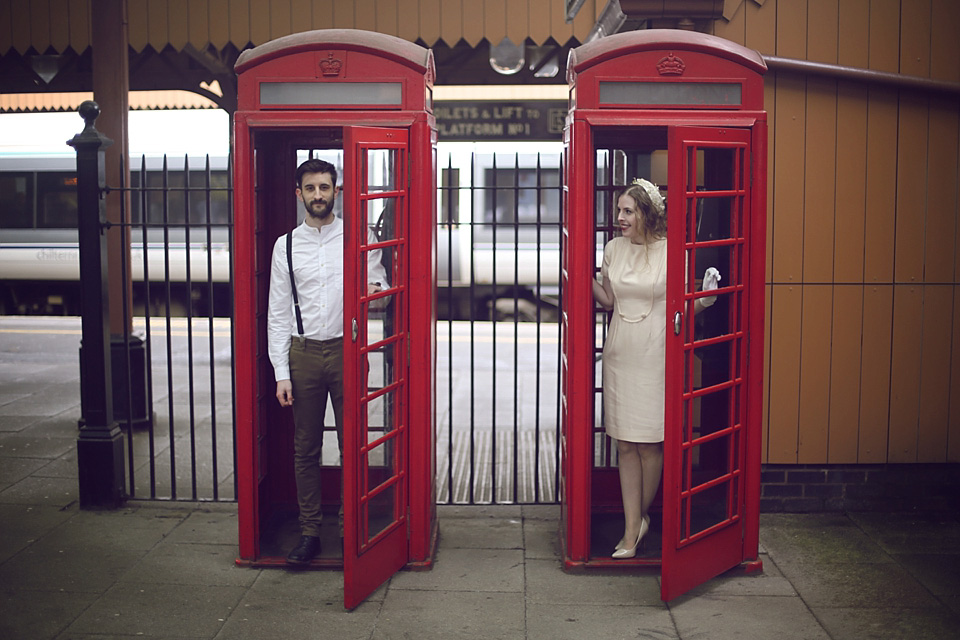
[631,178,665,216]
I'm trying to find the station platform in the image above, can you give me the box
[1,316,959,638]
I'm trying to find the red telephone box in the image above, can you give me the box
[231,30,438,609]
[560,30,767,600]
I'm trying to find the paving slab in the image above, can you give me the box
[773,560,942,610]
[669,594,832,640]
[814,605,960,640]
[65,582,248,638]
[389,547,525,593]
[373,589,525,640]
[0,587,98,640]
[525,602,676,640]
[119,542,257,587]
[524,557,662,606]
[437,512,524,548]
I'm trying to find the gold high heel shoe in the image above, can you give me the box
[612,515,649,559]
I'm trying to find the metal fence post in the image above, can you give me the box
[68,101,125,508]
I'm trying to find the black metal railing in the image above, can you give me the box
[88,146,563,505]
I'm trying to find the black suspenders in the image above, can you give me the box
[286,230,305,343]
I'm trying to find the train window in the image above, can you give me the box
[130,168,230,226]
[37,172,78,228]
[482,168,561,225]
[0,173,34,228]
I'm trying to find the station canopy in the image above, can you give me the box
[0,0,731,113]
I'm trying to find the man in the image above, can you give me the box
[267,158,388,565]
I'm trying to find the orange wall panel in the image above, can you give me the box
[798,285,832,462]
[899,0,931,78]
[917,285,953,461]
[355,0,377,33]
[309,0,334,30]
[863,88,898,283]
[837,0,869,68]
[806,0,838,64]
[888,285,923,462]
[868,0,900,73]
[925,101,960,283]
[333,0,356,29]
[858,285,893,462]
[249,0,271,44]
[833,83,868,284]
[802,77,837,284]
[775,0,806,59]
[827,285,863,462]
[767,284,803,462]
[269,0,293,40]
[894,94,928,284]
[771,74,805,284]
[931,0,960,83]
[714,0,745,44]
[376,0,399,37]
[745,0,777,53]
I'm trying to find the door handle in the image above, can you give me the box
[351,318,358,342]
[674,311,682,335]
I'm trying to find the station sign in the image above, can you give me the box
[434,101,567,141]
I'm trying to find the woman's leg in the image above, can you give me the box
[616,440,664,547]
[616,440,645,545]
[637,441,664,518]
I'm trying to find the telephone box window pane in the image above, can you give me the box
[260,82,402,106]
[599,82,741,107]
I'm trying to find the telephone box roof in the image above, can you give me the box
[235,29,433,77]
[567,29,766,83]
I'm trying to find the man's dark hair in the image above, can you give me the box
[296,159,338,189]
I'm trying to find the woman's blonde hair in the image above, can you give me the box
[619,178,666,242]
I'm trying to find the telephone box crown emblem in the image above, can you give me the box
[656,53,685,76]
[319,52,343,77]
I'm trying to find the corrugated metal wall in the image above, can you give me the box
[0,0,603,54]
[717,0,960,465]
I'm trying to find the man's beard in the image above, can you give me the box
[303,197,334,221]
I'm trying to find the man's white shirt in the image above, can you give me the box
[267,218,388,381]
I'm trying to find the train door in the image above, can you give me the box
[342,126,410,609]
[661,125,753,600]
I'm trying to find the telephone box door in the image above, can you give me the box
[342,126,410,609]
[662,125,753,600]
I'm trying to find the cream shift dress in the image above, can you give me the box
[601,235,667,443]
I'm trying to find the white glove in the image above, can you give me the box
[701,267,721,308]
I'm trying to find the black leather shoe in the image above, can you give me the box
[286,535,321,565]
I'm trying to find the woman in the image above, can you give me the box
[592,178,718,559]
